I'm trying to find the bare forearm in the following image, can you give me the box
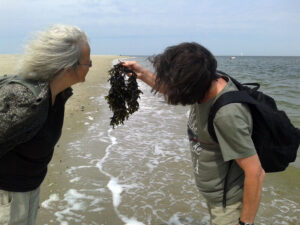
[139,68,156,89]
[240,170,264,223]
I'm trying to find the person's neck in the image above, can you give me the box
[199,77,227,103]
[49,71,73,105]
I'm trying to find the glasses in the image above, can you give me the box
[78,60,92,68]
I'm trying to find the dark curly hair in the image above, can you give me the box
[149,42,218,105]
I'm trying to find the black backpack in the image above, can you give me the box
[207,71,300,207]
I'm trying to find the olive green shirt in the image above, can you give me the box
[187,76,256,206]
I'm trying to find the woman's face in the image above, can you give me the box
[75,43,91,82]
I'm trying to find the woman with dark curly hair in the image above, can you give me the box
[123,42,264,225]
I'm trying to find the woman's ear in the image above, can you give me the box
[66,65,77,73]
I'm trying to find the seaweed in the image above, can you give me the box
[105,63,143,128]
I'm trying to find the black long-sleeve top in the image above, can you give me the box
[0,79,72,191]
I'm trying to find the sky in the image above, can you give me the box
[0,0,299,56]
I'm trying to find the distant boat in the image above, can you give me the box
[230,56,236,60]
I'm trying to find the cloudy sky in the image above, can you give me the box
[0,0,299,56]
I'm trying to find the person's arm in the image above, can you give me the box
[235,154,265,224]
[213,103,264,225]
[122,61,163,93]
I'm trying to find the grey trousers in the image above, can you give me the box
[0,187,40,225]
[207,201,242,225]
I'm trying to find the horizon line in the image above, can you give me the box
[1,53,300,57]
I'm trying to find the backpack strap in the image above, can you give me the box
[10,77,41,97]
[1,75,41,98]
[208,90,257,143]
[0,74,41,97]
[222,160,233,208]
[0,75,15,86]
[217,70,260,92]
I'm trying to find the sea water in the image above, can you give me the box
[41,56,300,225]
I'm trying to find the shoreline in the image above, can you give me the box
[37,55,127,224]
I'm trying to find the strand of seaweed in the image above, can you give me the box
[105,63,143,128]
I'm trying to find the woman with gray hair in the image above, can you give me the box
[0,24,91,224]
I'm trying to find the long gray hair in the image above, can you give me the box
[18,24,88,81]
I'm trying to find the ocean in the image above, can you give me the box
[36,56,300,225]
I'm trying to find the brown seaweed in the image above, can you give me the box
[105,63,143,128]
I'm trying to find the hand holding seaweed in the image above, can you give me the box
[105,63,143,128]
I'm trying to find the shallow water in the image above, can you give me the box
[38,56,300,225]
